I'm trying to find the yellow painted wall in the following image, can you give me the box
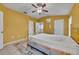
[0,4,31,45]
[38,16,69,35]
[70,4,79,44]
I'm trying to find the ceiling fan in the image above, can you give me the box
[24,3,48,15]
[32,3,48,15]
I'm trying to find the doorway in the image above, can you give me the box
[54,19,64,35]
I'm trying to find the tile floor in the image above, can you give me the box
[15,41,44,55]
[0,44,21,55]
[0,41,44,55]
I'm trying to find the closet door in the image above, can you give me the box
[54,19,64,35]
[0,11,3,49]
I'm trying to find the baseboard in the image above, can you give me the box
[71,36,79,45]
[4,38,27,47]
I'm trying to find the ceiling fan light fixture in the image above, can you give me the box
[37,7,42,13]
[37,9,42,13]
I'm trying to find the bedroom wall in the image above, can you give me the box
[37,16,69,35]
[0,4,32,45]
[70,4,79,44]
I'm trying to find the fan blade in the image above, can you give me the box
[43,10,48,12]
[42,4,46,8]
[24,11,27,14]
[32,11,36,13]
[32,4,37,8]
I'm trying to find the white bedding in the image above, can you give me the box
[29,33,79,55]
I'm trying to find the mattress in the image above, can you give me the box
[29,33,79,55]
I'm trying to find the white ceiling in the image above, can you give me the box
[3,3,73,18]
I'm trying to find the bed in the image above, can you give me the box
[28,33,79,55]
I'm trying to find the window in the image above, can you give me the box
[40,22,43,32]
[36,22,43,34]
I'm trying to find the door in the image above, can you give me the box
[0,11,3,49]
[28,20,34,37]
[54,19,64,35]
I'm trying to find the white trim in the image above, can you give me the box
[4,38,27,47]
[0,11,3,49]
[69,16,72,37]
